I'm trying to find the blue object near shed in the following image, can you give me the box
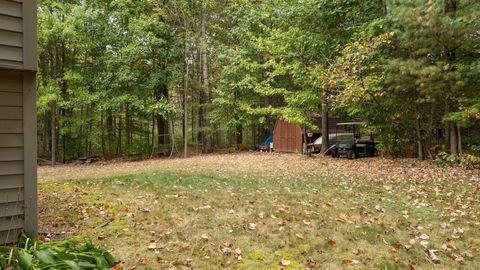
[259,136,273,151]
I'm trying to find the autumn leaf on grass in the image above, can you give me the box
[336,214,353,224]
[342,259,360,265]
[327,239,336,245]
[234,248,243,261]
[428,250,441,263]
[280,259,291,266]
[112,262,124,270]
[148,242,157,250]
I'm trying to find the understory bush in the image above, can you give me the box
[0,236,118,270]
[435,152,480,169]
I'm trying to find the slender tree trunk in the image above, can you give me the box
[88,108,92,156]
[106,114,114,157]
[416,117,424,160]
[150,115,156,157]
[444,122,450,153]
[117,115,123,156]
[184,58,189,158]
[155,81,169,154]
[200,10,213,153]
[84,106,89,157]
[51,103,56,165]
[449,122,458,155]
[457,126,462,155]
[320,99,329,155]
[101,112,106,158]
[236,125,243,149]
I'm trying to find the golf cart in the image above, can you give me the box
[332,122,376,159]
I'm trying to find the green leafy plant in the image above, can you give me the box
[435,152,458,168]
[0,235,118,270]
[459,154,480,169]
[435,152,480,169]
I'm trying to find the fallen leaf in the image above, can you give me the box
[419,234,429,240]
[280,259,291,266]
[428,250,441,263]
[221,246,232,255]
[148,242,156,250]
[420,240,429,249]
[342,259,360,265]
[328,239,336,245]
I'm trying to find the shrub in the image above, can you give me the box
[435,152,480,169]
[459,154,480,169]
[0,235,118,270]
[435,152,458,168]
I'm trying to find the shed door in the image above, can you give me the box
[0,70,24,245]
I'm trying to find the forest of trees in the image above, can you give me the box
[37,0,480,163]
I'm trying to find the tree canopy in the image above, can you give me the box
[37,0,480,161]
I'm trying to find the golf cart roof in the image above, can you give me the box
[336,122,366,126]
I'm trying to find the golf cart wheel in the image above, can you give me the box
[347,150,356,160]
[332,149,339,158]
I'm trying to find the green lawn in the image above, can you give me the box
[38,154,480,269]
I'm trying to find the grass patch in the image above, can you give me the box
[38,155,480,269]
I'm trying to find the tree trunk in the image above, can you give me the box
[457,126,462,155]
[449,122,458,155]
[444,122,450,153]
[106,114,114,157]
[51,103,56,165]
[200,10,213,153]
[155,82,169,153]
[320,100,329,155]
[101,113,106,158]
[117,115,123,156]
[236,125,243,149]
[184,43,189,158]
[416,117,424,160]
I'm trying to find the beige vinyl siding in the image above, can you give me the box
[0,216,23,245]
[0,174,23,189]
[0,70,23,92]
[0,188,23,204]
[0,0,22,18]
[0,229,22,245]
[0,106,23,119]
[0,92,22,106]
[0,45,22,62]
[0,134,23,147]
[0,30,22,47]
[0,120,23,133]
[0,216,23,231]
[0,0,36,245]
[0,0,23,70]
[0,202,23,218]
[0,148,23,161]
[0,15,22,33]
[0,68,24,244]
[0,161,23,175]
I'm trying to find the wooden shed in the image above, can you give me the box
[0,0,37,244]
[273,117,343,153]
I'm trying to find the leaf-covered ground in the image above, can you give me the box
[38,153,480,269]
